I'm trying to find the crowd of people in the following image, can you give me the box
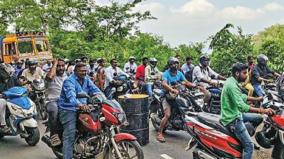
[0,53,282,159]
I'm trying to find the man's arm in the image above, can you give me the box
[45,59,57,81]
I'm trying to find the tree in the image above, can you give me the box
[209,24,253,75]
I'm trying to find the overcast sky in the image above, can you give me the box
[97,0,284,46]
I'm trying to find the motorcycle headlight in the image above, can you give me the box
[116,113,127,124]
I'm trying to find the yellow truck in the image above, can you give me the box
[0,32,52,63]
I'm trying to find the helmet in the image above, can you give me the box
[168,57,179,65]
[149,58,158,67]
[199,54,209,63]
[129,56,136,62]
[257,54,268,65]
[28,60,38,66]
[97,58,104,63]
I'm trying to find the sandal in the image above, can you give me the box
[50,134,61,146]
[157,132,166,143]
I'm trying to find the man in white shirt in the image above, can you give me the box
[21,60,45,82]
[192,55,226,88]
[104,58,128,99]
[124,56,137,77]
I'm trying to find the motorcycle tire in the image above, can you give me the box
[104,140,144,159]
[25,127,40,146]
[272,135,284,159]
[0,134,4,139]
[37,101,47,120]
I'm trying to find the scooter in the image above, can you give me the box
[185,93,284,159]
[0,87,40,146]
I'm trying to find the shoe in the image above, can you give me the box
[157,132,166,143]
[0,125,11,134]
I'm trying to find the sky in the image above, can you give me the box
[97,0,284,46]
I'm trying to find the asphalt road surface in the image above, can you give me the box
[0,122,271,159]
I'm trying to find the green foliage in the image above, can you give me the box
[253,24,284,72]
[209,24,254,75]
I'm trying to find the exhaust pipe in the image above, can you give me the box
[41,135,52,147]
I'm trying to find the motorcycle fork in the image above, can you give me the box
[110,126,124,159]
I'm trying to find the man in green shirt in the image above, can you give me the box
[221,63,274,159]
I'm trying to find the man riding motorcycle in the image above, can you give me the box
[192,54,226,107]
[251,54,280,97]
[21,60,45,82]
[104,58,128,99]
[124,56,137,77]
[45,58,67,146]
[157,57,200,143]
[144,58,162,97]
[57,62,102,159]
[221,63,274,159]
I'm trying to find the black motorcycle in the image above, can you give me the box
[150,84,202,132]
[30,79,47,120]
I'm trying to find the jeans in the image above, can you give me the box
[0,98,7,126]
[229,113,263,159]
[253,84,265,97]
[59,108,76,159]
[145,84,153,97]
[46,101,60,136]
[104,86,114,100]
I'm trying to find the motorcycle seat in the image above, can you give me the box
[197,112,235,137]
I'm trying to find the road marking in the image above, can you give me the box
[160,154,174,159]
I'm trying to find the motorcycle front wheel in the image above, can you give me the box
[104,140,144,159]
[272,134,284,159]
[25,127,40,146]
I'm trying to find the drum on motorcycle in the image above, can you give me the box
[118,94,149,146]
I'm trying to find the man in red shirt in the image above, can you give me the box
[135,57,148,81]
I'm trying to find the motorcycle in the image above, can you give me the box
[150,84,202,132]
[30,78,47,120]
[0,87,40,146]
[185,93,284,159]
[105,74,136,100]
[42,93,144,159]
[202,80,225,114]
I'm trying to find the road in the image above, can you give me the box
[0,121,193,159]
[0,122,271,159]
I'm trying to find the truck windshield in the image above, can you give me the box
[18,38,33,54]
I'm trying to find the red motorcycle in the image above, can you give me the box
[42,93,144,159]
[185,93,284,159]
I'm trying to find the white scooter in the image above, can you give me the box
[0,87,40,146]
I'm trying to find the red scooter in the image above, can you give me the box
[42,93,144,159]
[185,93,284,159]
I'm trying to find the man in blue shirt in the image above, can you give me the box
[58,63,102,159]
[157,57,199,143]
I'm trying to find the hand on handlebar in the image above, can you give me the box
[78,104,90,112]
[171,89,179,95]
[259,108,275,115]
[209,81,218,87]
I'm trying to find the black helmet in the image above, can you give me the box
[257,54,268,65]
[28,60,38,66]
[199,54,210,63]
[168,57,179,65]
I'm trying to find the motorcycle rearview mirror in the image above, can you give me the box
[76,92,90,99]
